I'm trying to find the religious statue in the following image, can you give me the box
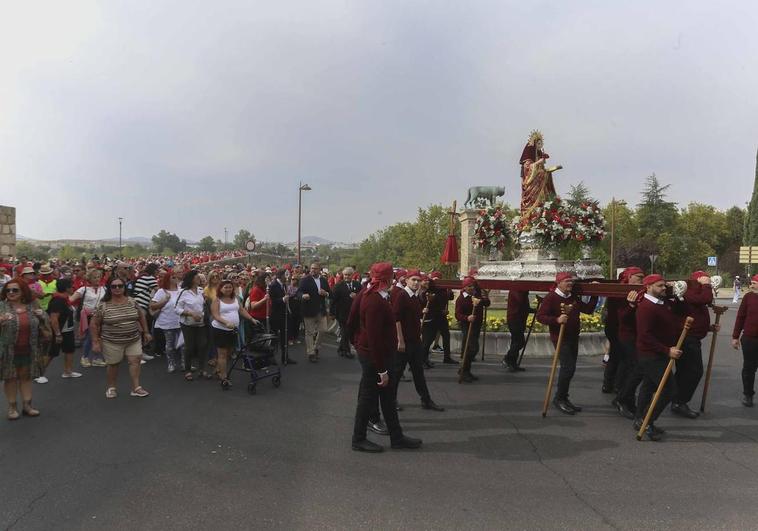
[519,130,563,219]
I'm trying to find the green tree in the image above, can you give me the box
[745,149,758,275]
[197,236,217,252]
[233,229,255,250]
[15,241,50,261]
[566,181,591,207]
[151,230,187,253]
[636,174,678,243]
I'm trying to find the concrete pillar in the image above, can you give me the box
[0,206,16,260]
[458,208,482,277]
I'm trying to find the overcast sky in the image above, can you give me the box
[2,1,757,244]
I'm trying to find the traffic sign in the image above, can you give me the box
[707,256,717,267]
[245,239,256,252]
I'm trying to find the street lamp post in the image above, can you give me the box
[609,198,626,278]
[118,217,123,257]
[224,227,228,246]
[297,182,312,265]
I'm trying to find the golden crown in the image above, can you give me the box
[527,129,543,146]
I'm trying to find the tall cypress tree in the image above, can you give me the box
[745,147,758,247]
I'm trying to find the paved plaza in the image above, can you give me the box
[2,300,758,530]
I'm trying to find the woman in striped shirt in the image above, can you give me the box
[90,277,152,399]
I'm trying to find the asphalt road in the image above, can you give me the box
[2,298,758,530]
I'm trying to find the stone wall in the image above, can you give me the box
[0,206,16,260]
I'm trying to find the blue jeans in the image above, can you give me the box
[82,329,104,362]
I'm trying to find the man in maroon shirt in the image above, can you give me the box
[634,274,684,441]
[392,270,444,411]
[732,274,758,407]
[351,262,421,452]
[503,290,531,372]
[611,267,645,420]
[455,276,491,382]
[536,272,598,415]
[672,271,718,418]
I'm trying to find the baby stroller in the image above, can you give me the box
[226,321,282,395]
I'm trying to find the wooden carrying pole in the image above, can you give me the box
[699,306,728,413]
[517,295,543,368]
[541,303,572,417]
[636,317,694,440]
[458,299,480,384]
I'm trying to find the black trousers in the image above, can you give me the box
[392,343,431,403]
[636,356,675,423]
[353,353,403,444]
[337,318,351,353]
[505,319,526,366]
[422,316,451,361]
[674,336,704,404]
[741,336,758,397]
[555,336,579,401]
[617,339,643,408]
[181,324,208,373]
[270,314,287,361]
[603,331,622,390]
[459,320,482,373]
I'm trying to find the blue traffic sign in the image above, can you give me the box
[707,256,717,267]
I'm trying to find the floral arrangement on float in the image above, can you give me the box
[571,201,607,244]
[473,205,511,259]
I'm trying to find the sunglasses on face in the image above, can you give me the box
[6,288,20,293]
[110,284,125,289]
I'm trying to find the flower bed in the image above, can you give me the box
[448,312,603,333]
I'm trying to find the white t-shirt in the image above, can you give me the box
[212,298,240,331]
[174,288,206,327]
[152,288,181,330]
[75,285,106,312]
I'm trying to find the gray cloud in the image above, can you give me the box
[2,1,757,243]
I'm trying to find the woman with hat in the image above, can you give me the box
[0,277,51,419]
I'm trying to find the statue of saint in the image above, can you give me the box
[519,130,562,220]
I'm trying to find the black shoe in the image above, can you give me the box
[742,395,754,407]
[564,398,582,412]
[338,350,345,357]
[553,398,576,415]
[601,384,615,394]
[613,399,635,420]
[367,420,389,436]
[422,360,434,369]
[642,425,663,441]
[508,364,526,373]
[671,402,699,419]
[460,373,475,383]
[352,439,384,452]
[431,346,443,353]
[422,399,445,412]
[284,358,297,365]
[308,354,318,363]
[391,436,422,449]
[442,357,457,364]
[460,371,479,381]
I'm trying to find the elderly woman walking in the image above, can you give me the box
[0,278,51,419]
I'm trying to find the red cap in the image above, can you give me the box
[420,273,429,281]
[462,276,476,288]
[370,262,394,284]
[555,272,575,283]
[352,272,361,281]
[690,270,709,281]
[620,266,644,284]
[430,271,442,280]
[643,274,664,286]
[395,269,407,280]
[752,274,758,283]
[406,269,422,279]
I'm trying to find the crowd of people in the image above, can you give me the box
[2,254,758,451]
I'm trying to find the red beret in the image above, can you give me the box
[394,269,407,280]
[420,273,429,281]
[430,271,442,280]
[643,274,664,286]
[555,272,575,283]
[406,269,422,279]
[752,274,758,283]
[370,262,394,283]
[352,272,361,281]
[620,266,644,284]
[462,276,476,288]
[690,270,709,281]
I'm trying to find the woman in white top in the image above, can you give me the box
[149,271,182,373]
[69,269,106,367]
[174,270,209,381]
[211,279,258,388]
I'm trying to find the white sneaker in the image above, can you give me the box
[34,376,49,384]
[80,357,92,368]
[141,353,155,361]
[140,360,146,365]
[62,372,83,378]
